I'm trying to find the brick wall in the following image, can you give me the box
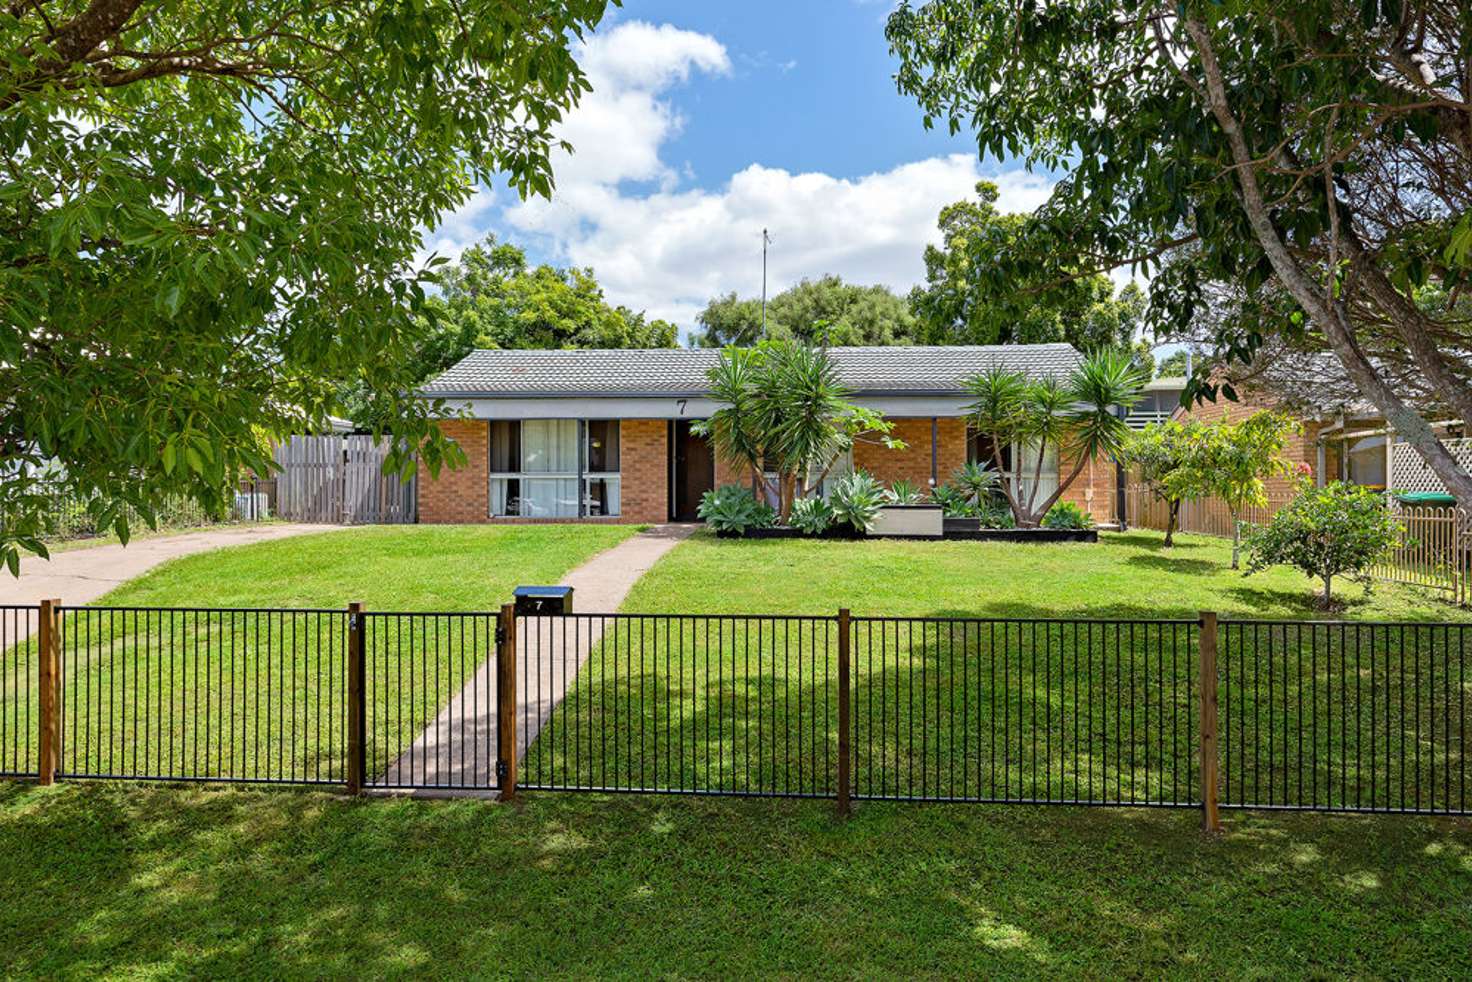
[853,416,967,489]
[620,419,669,523]
[1173,391,1322,494]
[1058,450,1119,523]
[417,419,489,524]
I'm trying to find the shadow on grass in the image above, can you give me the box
[0,781,1468,978]
[1104,531,1210,552]
[1124,554,1220,576]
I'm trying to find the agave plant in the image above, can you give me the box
[952,461,999,503]
[697,485,776,534]
[829,470,886,533]
[790,496,836,535]
[885,479,925,505]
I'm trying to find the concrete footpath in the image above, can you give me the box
[382,523,696,792]
[0,524,338,614]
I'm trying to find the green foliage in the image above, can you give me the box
[885,480,925,506]
[929,484,977,518]
[0,0,615,573]
[343,236,678,423]
[693,275,919,348]
[910,182,1148,349]
[1155,350,1193,379]
[1120,419,1213,546]
[1245,483,1402,607]
[978,501,1017,529]
[789,497,837,536]
[829,471,887,534]
[965,349,1144,526]
[696,341,902,519]
[885,2,1472,506]
[1042,501,1094,531]
[952,461,1000,502]
[697,485,777,536]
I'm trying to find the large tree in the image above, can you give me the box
[1,0,614,571]
[887,1,1472,507]
[341,235,677,425]
[692,275,920,348]
[911,182,1148,350]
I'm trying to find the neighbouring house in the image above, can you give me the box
[415,344,1120,525]
[1170,352,1468,497]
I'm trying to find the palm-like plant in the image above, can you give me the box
[697,340,903,521]
[964,349,1145,526]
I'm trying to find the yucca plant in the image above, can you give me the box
[964,348,1144,527]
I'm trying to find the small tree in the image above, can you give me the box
[1244,483,1402,609]
[1119,420,1212,547]
[1198,412,1301,569]
[697,341,902,521]
[964,349,1145,527]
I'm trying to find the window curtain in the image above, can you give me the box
[1015,442,1059,507]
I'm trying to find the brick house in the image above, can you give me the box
[415,344,1119,525]
[1168,366,1467,495]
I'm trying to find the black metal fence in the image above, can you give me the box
[2,602,1467,821]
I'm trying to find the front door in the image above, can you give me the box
[672,420,715,521]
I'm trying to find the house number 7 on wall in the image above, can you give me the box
[676,400,688,417]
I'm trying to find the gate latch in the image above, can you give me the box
[495,759,509,782]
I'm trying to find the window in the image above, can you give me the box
[1346,435,1387,490]
[967,432,1057,505]
[488,420,621,517]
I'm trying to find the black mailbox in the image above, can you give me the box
[513,585,574,616]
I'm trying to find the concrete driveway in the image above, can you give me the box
[0,524,340,610]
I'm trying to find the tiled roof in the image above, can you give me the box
[421,344,1083,397]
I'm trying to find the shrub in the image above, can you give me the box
[886,479,925,505]
[697,484,776,535]
[790,496,836,535]
[929,484,974,517]
[1244,482,1402,608]
[978,501,1016,529]
[1041,501,1094,530]
[829,470,886,533]
[952,461,999,502]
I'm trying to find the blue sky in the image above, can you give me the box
[423,2,1064,337]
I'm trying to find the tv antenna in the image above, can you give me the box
[760,228,772,340]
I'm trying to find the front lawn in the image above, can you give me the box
[3,525,640,782]
[620,529,1467,621]
[0,782,1467,977]
[524,530,1469,808]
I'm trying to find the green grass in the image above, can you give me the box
[2,525,640,781]
[2,528,1470,975]
[0,782,1468,978]
[619,529,1470,620]
[95,524,643,610]
[524,530,1470,810]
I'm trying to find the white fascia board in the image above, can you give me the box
[447,395,978,420]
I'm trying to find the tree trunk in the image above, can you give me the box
[1184,18,1472,512]
[1322,574,1334,608]
[1230,512,1241,570]
[1164,498,1179,547]
[779,471,796,523]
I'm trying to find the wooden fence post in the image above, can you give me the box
[37,598,60,786]
[1198,610,1222,833]
[497,603,518,800]
[836,608,852,817]
[346,602,365,795]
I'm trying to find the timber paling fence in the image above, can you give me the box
[2,603,1467,824]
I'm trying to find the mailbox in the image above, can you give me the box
[513,585,574,615]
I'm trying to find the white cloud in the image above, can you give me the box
[510,156,1054,327]
[428,19,1061,335]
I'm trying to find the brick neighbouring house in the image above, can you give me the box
[1167,354,1468,496]
[415,344,1121,525]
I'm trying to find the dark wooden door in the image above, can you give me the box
[673,420,715,521]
